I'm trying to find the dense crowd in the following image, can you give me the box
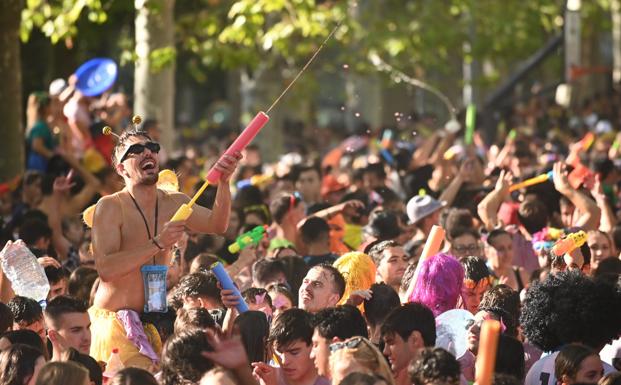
[0,74,620,385]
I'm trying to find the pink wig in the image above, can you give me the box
[409,253,464,317]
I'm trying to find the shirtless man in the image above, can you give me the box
[90,129,240,368]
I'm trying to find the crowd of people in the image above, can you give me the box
[0,73,621,385]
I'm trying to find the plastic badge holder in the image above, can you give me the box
[211,262,249,313]
[141,265,168,313]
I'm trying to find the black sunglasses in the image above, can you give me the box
[119,141,160,163]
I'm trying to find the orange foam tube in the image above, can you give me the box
[509,173,551,192]
[474,319,501,385]
[404,225,445,302]
[420,225,445,261]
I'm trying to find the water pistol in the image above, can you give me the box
[552,230,587,256]
[381,129,393,149]
[236,174,273,190]
[578,132,595,151]
[228,225,267,254]
[171,112,270,222]
[508,129,517,140]
[465,104,476,145]
[509,171,553,193]
[567,162,594,190]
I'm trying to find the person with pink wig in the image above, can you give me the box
[409,253,464,317]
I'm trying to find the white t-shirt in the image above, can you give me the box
[600,338,621,370]
[525,351,616,385]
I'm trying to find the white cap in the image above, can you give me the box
[49,78,67,96]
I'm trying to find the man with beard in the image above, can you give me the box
[90,129,240,368]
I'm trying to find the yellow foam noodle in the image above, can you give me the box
[83,204,96,228]
[157,169,179,192]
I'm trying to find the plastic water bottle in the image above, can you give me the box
[0,240,50,308]
[103,348,124,379]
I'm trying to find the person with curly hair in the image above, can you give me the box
[522,271,621,385]
[160,329,215,385]
[174,272,222,311]
[408,347,460,385]
[478,284,543,374]
[461,308,506,382]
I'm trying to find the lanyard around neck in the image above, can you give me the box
[128,191,159,264]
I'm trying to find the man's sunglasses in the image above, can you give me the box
[119,142,160,163]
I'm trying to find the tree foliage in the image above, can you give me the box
[21,0,613,87]
[21,0,107,43]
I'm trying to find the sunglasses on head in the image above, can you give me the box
[119,141,160,163]
[329,337,366,353]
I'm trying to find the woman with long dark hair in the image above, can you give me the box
[233,311,270,364]
[0,344,46,385]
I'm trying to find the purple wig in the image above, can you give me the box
[409,253,464,317]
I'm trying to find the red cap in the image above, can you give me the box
[112,348,119,354]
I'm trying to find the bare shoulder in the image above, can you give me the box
[93,193,122,222]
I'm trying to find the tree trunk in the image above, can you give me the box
[134,0,176,152]
[0,0,24,183]
[612,0,621,88]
